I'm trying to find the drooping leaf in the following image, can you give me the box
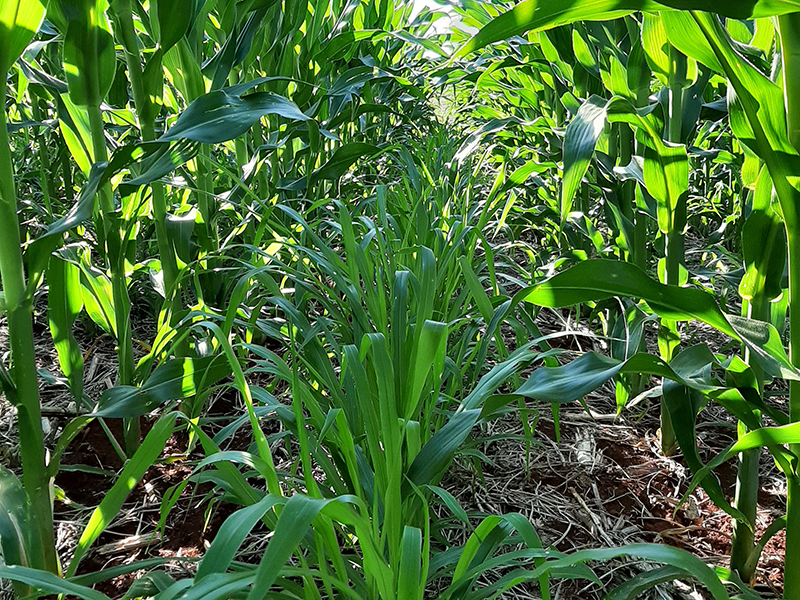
[520,259,737,338]
[94,356,230,417]
[311,143,380,183]
[160,88,311,144]
[0,563,110,600]
[454,0,800,60]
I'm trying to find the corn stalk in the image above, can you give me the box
[0,0,59,582]
[779,12,800,598]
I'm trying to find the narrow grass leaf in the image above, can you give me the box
[605,565,688,599]
[195,495,284,580]
[246,495,329,600]
[398,526,424,600]
[0,564,110,600]
[67,412,179,576]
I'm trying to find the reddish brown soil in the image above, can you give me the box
[54,416,241,597]
[530,417,786,597]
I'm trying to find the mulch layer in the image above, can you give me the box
[0,304,789,600]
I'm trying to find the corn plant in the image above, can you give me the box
[455,0,800,595]
[5,0,800,599]
[0,0,59,584]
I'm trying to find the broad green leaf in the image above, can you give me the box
[453,0,800,60]
[314,30,381,62]
[572,27,599,76]
[727,315,798,381]
[311,143,380,183]
[561,95,607,222]
[731,421,800,452]
[526,544,730,600]
[521,260,738,338]
[661,11,723,74]
[662,380,746,525]
[453,1,662,59]
[24,161,104,291]
[739,167,785,302]
[0,0,45,73]
[56,94,93,173]
[682,13,800,240]
[657,0,800,17]
[453,117,525,164]
[641,13,671,85]
[78,262,116,337]
[67,412,179,577]
[47,255,84,401]
[161,88,311,144]
[202,7,271,90]
[60,0,116,107]
[94,356,230,417]
[152,0,191,51]
[643,142,688,235]
[124,139,201,187]
[0,467,37,569]
[521,261,797,379]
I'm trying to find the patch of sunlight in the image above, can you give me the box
[410,0,476,36]
[181,358,196,396]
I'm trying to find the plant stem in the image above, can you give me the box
[0,102,58,576]
[111,0,179,293]
[88,102,139,453]
[730,445,759,583]
[780,12,800,599]
[31,96,53,216]
[658,44,687,456]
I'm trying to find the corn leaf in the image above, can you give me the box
[47,255,84,401]
[0,0,45,73]
[59,0,116,107]
[455,0,800,60]
[561,95,607,222]
[161,89,311,144]
[94,356,230,417]
[0,467,38,569]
